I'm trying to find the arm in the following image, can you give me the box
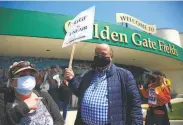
[0,102,29,125]
[40,92,65,125]
[125,71,143,125]
[65,68,90,97]
[0,95,43,125]
[68,75,83,97]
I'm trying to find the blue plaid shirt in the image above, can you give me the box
[81,69,109,125]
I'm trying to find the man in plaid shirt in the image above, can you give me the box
[65,43,142,125]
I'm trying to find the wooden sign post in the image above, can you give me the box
[68,43,76,70]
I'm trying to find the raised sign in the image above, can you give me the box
[62,6,95,48]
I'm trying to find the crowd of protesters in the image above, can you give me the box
[0,44,175,125]
[35,65,72,121]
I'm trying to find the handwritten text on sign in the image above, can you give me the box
[62,6,95,48]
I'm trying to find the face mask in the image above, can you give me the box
[92,55,110,68]
[15,88,32,95]
[15,76,36,95]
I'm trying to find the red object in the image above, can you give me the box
[62,80,68,86]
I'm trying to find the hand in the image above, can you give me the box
[138,84,143,90]
[24,97,43,111]
[64,68,74,80]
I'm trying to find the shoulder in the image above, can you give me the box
[34,90,51,99]
[80,68,93,77]
[161,84,168,91]
[115,66,134,79]
[38,91,54,105]
[115,65,131,74]
[39,91,51,98]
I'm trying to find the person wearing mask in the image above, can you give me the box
[56,65,63,80]
[139,71,171,125]
[48,66,65,116]
[35,70,44,91]
[47,67,60,102]
[0,61,64,125]
[58,80,72,121]
[40,68,50,92]
[64,43,142,125]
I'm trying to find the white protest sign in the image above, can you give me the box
[62,6,95,48]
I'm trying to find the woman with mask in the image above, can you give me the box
[0,61,64,125]
[139,71,171,125]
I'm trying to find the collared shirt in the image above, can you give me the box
[81,69,109,125]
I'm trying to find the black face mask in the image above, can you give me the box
[92,55,110,68]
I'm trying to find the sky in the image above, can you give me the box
[0,1,183,32]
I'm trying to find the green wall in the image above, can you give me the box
[0,7,183,62]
